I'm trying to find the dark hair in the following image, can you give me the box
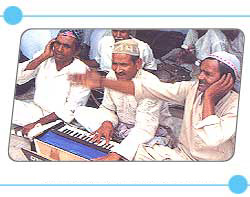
[130,55,140,64]
[202,57,236,82]
[218,61,236,82]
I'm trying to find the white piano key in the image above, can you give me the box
[16,130,24,137]
[11,129,17,135]
[97,140,106,147]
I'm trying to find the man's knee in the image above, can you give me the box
[74,106,101,132]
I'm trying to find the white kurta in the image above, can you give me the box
[133,79,239,161]
[13,55,90,125]
[95,36,157,71]
[74,69,172,160]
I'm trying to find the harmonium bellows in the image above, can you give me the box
[33,120,118,161]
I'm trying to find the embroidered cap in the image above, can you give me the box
[112,39,139,56]
[58,29,83,43]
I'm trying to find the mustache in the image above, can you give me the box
[54,51,64,56]
[115,72,126,76]
[199,80,206,85]
[114,37,124,40]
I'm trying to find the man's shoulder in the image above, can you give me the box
[138,69,160,81]
[99,36,114,46]
[68,58,89,73]
[132,37,149,47]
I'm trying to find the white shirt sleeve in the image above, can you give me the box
[133,79,195,105]
[16,51,43,85]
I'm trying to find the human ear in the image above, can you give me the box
[136,58,142,70]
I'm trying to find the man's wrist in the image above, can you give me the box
[101,121,113,129]
[40,53,50,61]
[100,77,104,88]
[204,92,215,102]
[36,118,43,125]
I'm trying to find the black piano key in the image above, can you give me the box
[61,129,68,133]
[102,144,109,149]
[81,136,88,140]
[97,141,105,146]
[64,129,71,134]
[76,133,82,138]
[105,144,111,149]
[85,137,92,142]
[68,131,74,135]
[107,144,114,149]
[72,132,79,137]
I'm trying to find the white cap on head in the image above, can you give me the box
[204,51,241,92]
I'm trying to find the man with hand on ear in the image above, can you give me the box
[12,29,90,136]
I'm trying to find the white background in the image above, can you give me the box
[0,0,249,196]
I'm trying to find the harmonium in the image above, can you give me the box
[19,120,119,161]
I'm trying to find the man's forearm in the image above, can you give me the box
[202,95,215,119]
[24,53,48,71]
[35,112,58,125]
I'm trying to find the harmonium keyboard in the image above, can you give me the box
[24,120,119,161]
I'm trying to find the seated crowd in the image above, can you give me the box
[13,28,243,161]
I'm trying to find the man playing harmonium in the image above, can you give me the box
[12,29,90,136]
[70,51,240,161]
[73,39,176,161]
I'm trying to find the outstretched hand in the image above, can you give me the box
[68,70,103,89]
[204,73,234,101]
